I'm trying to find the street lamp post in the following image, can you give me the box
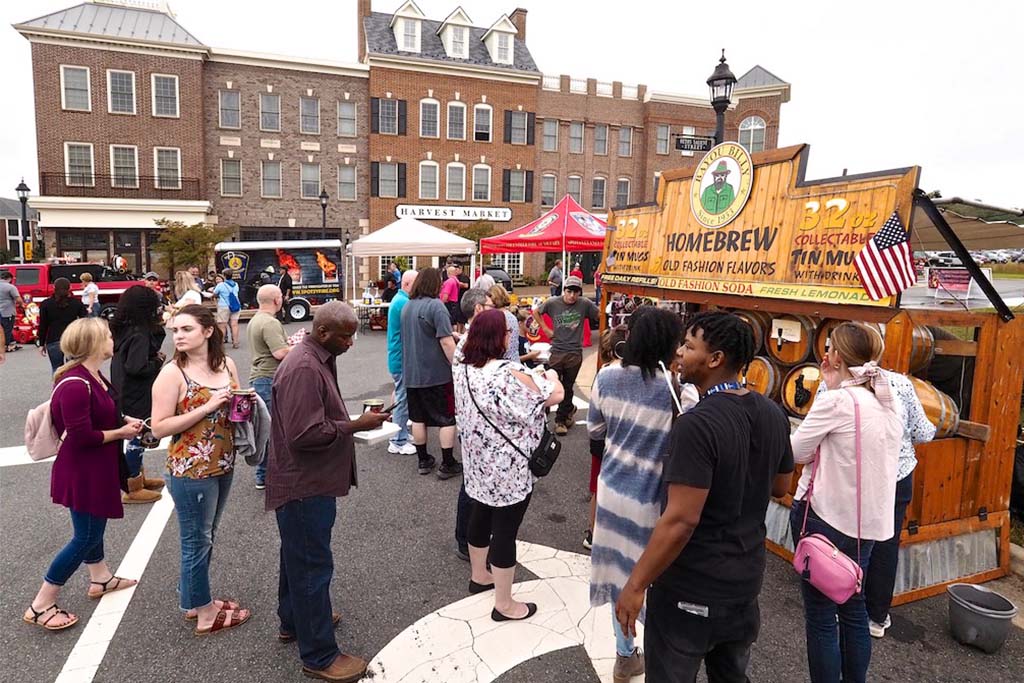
[319,188,329,236]
[15,179,31,263]
[706,50,737,145]
[343,227,351,301]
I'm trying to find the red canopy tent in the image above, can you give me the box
[480,194,608,257]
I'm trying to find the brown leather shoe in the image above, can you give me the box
[302,654,368,682]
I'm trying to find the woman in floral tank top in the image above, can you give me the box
[151,304,250,636]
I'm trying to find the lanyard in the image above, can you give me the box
[702,380,742,399]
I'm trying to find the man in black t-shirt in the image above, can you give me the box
[615,311,794,683]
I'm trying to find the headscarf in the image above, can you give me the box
[844,361,896,411]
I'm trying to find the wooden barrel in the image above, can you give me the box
[766,314,816,366]
[781,363,822,418]
[813,320,886,362]
[909,376,959,438]
[733,310,773,354]
[909,325,935,374]
[745,356,781,399]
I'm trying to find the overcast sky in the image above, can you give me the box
[1,0,1021,210]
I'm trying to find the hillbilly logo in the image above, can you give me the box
[690,142,753,229]
[570,212,606,237]
[525,212,559,237]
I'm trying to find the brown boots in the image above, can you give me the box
[122,468,163,504]
[142,468,165,491]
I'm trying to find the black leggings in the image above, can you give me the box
[467,494,532,569]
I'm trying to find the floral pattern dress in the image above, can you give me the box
[454,360,554,507]
[166,370,237,479]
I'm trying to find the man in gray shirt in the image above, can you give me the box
[0,271,26,352]
[547,259,564,297]
[532,275,600,435]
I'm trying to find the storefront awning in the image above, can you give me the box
[912,198,1024,250]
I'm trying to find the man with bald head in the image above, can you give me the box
[269,301,389,681]
[249,284,290,489]
[385,269,418,455]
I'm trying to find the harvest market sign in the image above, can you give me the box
[396,205,512,222]
[603,144,920,307]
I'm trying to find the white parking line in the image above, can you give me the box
[0,439,171,468]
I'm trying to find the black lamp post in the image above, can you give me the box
[15,179,31,262]
[319,188,329,236]
[707,50,737,145]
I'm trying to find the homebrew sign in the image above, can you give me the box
[603,144,920,307]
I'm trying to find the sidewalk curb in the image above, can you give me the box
[1011,543,1024,577]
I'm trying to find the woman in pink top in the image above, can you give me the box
[439,265,462,327]
[788,322,902,683]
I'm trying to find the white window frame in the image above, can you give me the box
[591,176,607,209]
[151,73,180,118]
[446,162,466,201]
[472,164,491,202]
[740,116,767,153]
[378,162,399,199]
[447,101,466,140]
[220,159,242,197]
[419,98,440,138]
[418,160,439,200]
[218,89,240,129]
[153,147,181,189]
[509,169,527,203]
[300,96,320,135]
[337,101,357,137]
[109,144,139,188]
[473,104,492,143]
[379,98,398,135]
[569,121,584,154]
[510,110,529,145]
[63,142,95,187]
[615,177,631,207]
[60,65,91,112]
[542,119,558,152]
[338,164,357,201]
[106,69,136,115]
[594,123,608,155]
[260,93,281,132]
[618,126,633,157]
[489,252,523,277]
[497,33,511,63]
[402,18,420,51]
[541,173,557,207]
[300,163,321,199]
[261,160,282,198]
[656,124,670,155]
[567,175,583,204]
[450,26,468,58]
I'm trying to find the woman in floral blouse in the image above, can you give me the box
[150,304,250,636]
[453,309,564,622]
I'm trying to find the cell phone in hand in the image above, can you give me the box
[382,402,398,414]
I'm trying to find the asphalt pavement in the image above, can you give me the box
[0,320,1022,683]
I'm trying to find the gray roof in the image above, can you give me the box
[364,12,539,74]
[16,2,204,48]
[0,197,39,221]
[735,65,788,90]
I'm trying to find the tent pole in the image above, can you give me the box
[470,253,477,289]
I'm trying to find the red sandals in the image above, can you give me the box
[194,608,251,636]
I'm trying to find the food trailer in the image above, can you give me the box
[602,143,1023,604]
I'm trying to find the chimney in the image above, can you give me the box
[509,8,528,41]
[357,0,372,62]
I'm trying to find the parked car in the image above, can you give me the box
[483,266,514,292]
[928,251,963,268]
[0,262,140,318]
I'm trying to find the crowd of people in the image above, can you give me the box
[16,259,935,683]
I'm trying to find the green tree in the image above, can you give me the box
[150,219,235,273]
[445,220,497,244]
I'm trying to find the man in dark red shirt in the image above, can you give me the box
[268,301,389,682]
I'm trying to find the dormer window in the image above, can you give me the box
[497,34,510,62]
[402,19,418,50]
[482,15,518,65]
[390,1,425,53]
[452,26,467,57]
[437,7,473,59]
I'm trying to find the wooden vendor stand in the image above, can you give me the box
[601,143,1023,605]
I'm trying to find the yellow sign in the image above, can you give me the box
[24,242,32,261]
[690,142,754,229]
[604,144,920,308]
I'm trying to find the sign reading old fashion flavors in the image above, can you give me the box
[603,144,920,307]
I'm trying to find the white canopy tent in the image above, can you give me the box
[346,216,477,298]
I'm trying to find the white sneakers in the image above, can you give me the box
[869,614,892,638]
[388,442,417,455]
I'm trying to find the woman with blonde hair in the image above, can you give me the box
[487,284,520,362]
[173,270,203,309]
[23,318,143,631]
[79,272,100,317]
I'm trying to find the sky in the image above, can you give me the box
[1,0,1022,210]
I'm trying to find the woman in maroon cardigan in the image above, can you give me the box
[22,318,143,631]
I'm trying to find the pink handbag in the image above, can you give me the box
[792,388,864,605]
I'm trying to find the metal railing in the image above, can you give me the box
[40,172,202,200]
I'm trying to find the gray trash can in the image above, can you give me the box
[947,583,1018,654]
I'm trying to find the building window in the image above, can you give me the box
[110,145,138,188]
[472,165,490,201]
[541,174,556,207]
[618,126,633,157]
[61,66,90,111]
[261,160,282,198]
[300,163,320,198]
[260,93,281,131]
[379,98,398,135]
[447,102,466,140]
[300,96,320,134]
[594,124,608,155]
[569,122,584,154]
[154,148,181,189]
[474,104,492,142]
[152,74,179,117]
[542,119,558,152]
[452,26,467,57]
[656,124,670,154]
[740,116,767,153]
[615,178,631,207]
[402,18,418,50]
[107,70,135,114]
[419,161,439,199]
[497,33,511,62]
[592,177,606,209]
[64,143,94,186]
[219,90,240,128]
[567,175,582,204]
[509,111,528,145]
[446,162,465,201]
[337,101,357,137]
[379,162,399,198]
[420,99,439,138]
[220,159,242,196]
[338,164,356,201]
[679,125,696,157]
[509,170,526,203]
[489,252,522,277]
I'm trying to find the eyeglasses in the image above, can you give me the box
[481,303,495,309]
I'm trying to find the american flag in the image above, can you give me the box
[854,211,916,301]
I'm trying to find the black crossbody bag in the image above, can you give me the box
[464,363,561,477]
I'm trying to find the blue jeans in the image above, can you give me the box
[389,372,410,447]
[613,610,634,656]
[46,341,64,373]
[166,473,233,610]
[276,496,341,670]
[790,500,875,683]
[251,377,273,484]
[45,509,107,586]
[865,473,914,624]
[125,436,144,478]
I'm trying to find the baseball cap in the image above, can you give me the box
[144,271,159,280]
[564,275,584,291]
